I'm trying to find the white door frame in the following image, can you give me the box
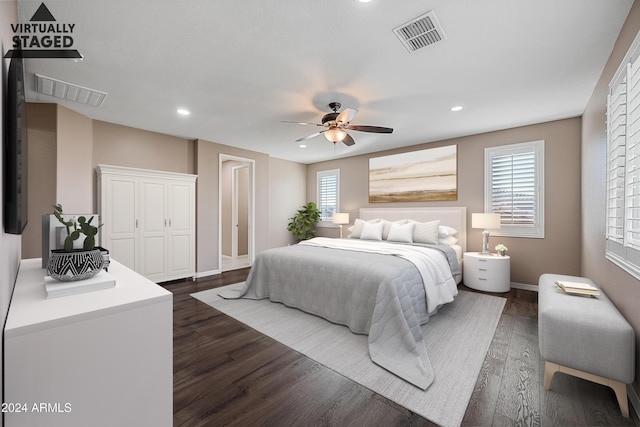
[231,164,249,258]
[219,154,255,270]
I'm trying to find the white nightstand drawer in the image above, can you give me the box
[463,252,511,293]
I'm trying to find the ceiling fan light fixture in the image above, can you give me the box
[324,128,347,143]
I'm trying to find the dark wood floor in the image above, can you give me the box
[166,270,639,427]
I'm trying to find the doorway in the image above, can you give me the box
[219,154,255,272]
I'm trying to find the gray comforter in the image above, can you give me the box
[219,237,459,389]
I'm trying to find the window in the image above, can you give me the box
[484,140,545,238]
[317,169,340,225]
[605,30,640,279]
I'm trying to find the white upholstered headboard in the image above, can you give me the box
[359,207,467,253]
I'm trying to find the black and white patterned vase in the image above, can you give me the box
[47,249,105,282]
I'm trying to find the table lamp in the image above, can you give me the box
[332,213,350,238]
[472,213,501,254]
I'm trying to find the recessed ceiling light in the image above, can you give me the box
[450,106,463,112]
[356,0,372,3]
[177,108,190,116]
[299,144,307,148]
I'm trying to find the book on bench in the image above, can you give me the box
[554,280,600,297]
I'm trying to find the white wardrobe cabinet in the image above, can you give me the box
[97,164,197,283]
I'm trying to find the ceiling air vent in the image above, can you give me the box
[393,11,446,53]
[35,74,108,107]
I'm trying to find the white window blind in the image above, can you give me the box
[627,56,640,249]
[607,74,626,243]
[605,28,640,280]
[317,169,339,224]
[485,141,544,238]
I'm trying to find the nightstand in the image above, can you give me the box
[463,252,511,293]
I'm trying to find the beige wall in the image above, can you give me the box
[268,157,307,247]
[57,105,93,212]
[92,120,195,174]
[307,117,582,286]
[582,0,640,397]
[22,103,57,259]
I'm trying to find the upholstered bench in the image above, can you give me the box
[538,274,635,417]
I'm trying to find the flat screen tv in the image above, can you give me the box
[3,53,28,235]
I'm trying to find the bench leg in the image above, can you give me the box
[543,360,629,418]
[544,360,559,390]
[610,381,630,418]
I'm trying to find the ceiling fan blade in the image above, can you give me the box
[336,108,358,125]
[342,134,355,146]
[281,120,323,127]
[345,125,393,134]
[294,131,325,142]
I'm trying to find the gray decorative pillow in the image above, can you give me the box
[411,220,440,244]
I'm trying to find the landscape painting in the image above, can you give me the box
[369,145,457,202]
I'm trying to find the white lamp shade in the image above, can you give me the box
[472,213,501,229]
[332,212,350,225]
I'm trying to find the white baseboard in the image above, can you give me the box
[628,384,640,421]
[510,281,538,292]
[195,269,221,279]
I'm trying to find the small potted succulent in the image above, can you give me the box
[47,204,105,281]
[495,243,508,256]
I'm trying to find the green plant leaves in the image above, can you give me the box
[52,204,100,252]
[287,202,321,242]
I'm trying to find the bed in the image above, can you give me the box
[219,207,467,390]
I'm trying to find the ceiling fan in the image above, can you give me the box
[283,102,393,146]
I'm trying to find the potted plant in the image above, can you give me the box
[46,204,105,281]
[287,202,321,242]
[495,243,508,256]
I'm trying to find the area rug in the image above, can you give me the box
[192,283,505,427]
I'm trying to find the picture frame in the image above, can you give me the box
[369,145,457,202]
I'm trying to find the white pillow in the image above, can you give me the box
[387,222,414,243]
[382,219,408,240]
[350,218,380,238]
[360,221,384,240]
[411,220,440,244]
[438,235,459,246]
[438,225,458,238]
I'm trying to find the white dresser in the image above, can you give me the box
[463,252,511,293]
[4,259,173,427]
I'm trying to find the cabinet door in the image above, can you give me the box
[166,180,195,279]
[104,176,138,271]
[139,179,168,281]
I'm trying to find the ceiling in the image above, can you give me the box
[17,0,634,164]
